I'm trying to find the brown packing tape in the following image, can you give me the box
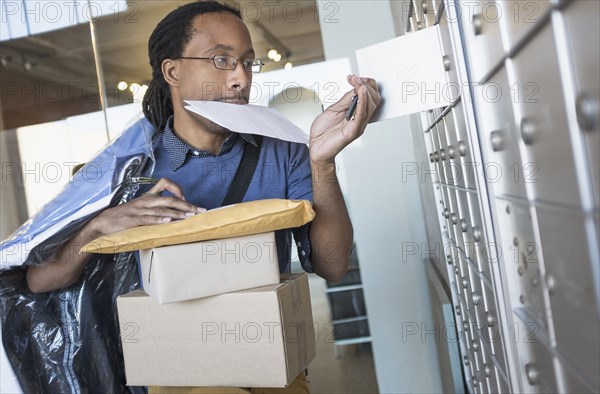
[81,199,315,254]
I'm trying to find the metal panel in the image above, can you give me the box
[466,191,491,280]
[474,66,528,200]
[437,7,461,101]
[458,0,505,83]
[562,0,600,209]
[468,263,486,328]
[443,110,466,188]
[496,366,510,394]
[435,122,451,184]
[536,205,600,389]
[561,359,597,394]
[494,200,549,329]
[430,123,447,185]
[480,279,506,375]
[451,104,477,190]
[507,23,583,207]
[456,189,476,262]
[516,336,560,393]
[410,2,599,392]
[498,1,553,52]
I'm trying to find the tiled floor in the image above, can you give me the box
[304,274,379,394]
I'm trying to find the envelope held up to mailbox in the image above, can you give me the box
[356,25,451,122]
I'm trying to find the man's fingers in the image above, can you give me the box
[138,215,173,226]
[326,89,356,113]
[146,195,205,213]
[147,177,186,200]
[139,207,198,220]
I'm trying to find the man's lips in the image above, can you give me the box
[218,98,248,104]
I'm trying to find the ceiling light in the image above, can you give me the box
[117,81,128,91]
[267,49,278,59]
[284,62,292,70]
[273,53,282,62]
[0,56,12,67]
[129,83,140,93]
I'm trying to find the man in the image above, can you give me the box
[4,1,380,392]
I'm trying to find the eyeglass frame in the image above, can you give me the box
[177,54,264,73]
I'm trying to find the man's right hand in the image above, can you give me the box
[87,177,206,238]
[27,177,204,293]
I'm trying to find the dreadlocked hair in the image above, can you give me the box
[143,1,242,131]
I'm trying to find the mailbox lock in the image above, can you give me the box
[490,130,505,152]
[525,363,540,385]
[473,226,482,243]
[443,55,451,71]
[484,364,492,377]
[473,13,483,36]
[520,118,537,145]
[472,292,482,305]
[487,312,496,327]
[576,92,599,132]
[458,140,468,156]
[447,145,456,159]
[546,274,557,295]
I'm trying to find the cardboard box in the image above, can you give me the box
[117,273,315,388]
[139,232,280,304]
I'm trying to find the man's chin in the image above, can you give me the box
[190,112,230,134]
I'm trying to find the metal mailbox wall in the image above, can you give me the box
[410,1,599,393]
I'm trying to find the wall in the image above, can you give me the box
[317,1,443,392]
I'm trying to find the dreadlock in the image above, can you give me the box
[143,1,242,131]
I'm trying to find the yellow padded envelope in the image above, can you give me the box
[82,199,314,254]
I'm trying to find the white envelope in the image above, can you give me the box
[356,25,451,122]
[185,100,309,144]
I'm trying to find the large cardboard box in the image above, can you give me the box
[117,273,316,388]
[139,232,280,304]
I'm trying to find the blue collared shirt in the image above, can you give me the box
[156,116,313,273]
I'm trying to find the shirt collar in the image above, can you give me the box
[162,115,257,171]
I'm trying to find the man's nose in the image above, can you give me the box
[227,61,251,91]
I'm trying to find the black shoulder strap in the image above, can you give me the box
[221,135,263,206]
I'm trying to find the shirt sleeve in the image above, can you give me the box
[287,142,314,273]
[292,223,313,273]
[286,142,313,201]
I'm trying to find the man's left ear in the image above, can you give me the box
[162,59,180,87]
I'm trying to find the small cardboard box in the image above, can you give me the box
[139,232,280,304]
[117,273,316,388]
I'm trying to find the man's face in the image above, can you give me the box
[175,12,254,105]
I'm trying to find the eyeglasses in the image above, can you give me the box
[178,55,264,73]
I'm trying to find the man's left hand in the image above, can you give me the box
[309,75,381,163]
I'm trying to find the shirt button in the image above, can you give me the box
[301,251,306,256]
[297,242,301,247]
[192,151,199,156]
